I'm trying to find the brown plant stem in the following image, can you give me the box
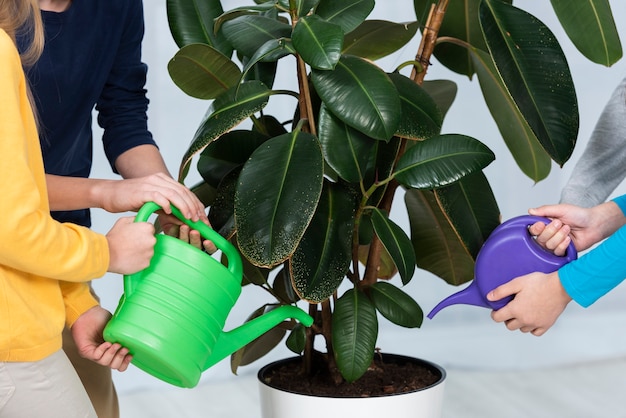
[363,0,448,286]
[411,0,449,84]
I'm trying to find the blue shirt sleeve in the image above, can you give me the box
[612,194,626,215]
[559,196,626,307]
[97,0,156,172]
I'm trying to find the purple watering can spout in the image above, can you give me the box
[427,281,487,319]
[427,215,577,319]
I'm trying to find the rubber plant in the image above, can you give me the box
[165,0,621,384]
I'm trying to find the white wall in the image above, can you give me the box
[89,1,626,393]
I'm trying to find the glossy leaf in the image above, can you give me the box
[433,171,501,259]
[168,44,242,100]
[480,0,578,166]
[405,189,475,285]
[178,81,271,182]
[343,20,419,61]
[311,55,401,141]
[388,72,443,141]
[290,182,355,303]
[242,39,295,79]
[550,0,622,66]
[394,134,495,189]
[189,180,216,208]
[332,289,378,382]
[413,0,512,77]
[293,15,343,70]
[238,244,271,286]
[167,0,231,55]
[273,267,300,304]
[469,47,551,182]
[213,4,277,34]
[315,0,375,34]
[197,130,266,187]
[369,282,423,328]
[421,79,457,120]
[235,131,324,267]
[221,15,292,58]
[286,323,307,354]
[318,104,375,183]
[370,208,416,285]
[208,168,238,238]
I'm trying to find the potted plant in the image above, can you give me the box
[163,0,621,415]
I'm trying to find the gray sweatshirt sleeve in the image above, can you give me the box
[560,76,626,207]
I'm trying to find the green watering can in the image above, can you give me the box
[103,202,313,388]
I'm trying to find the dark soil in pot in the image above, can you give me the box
[258,352,445,398]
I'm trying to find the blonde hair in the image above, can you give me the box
[0,0,44,66]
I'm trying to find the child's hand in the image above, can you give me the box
[72,306,133,371]
[528,218,572,256]
[487,271,572,336]
[106,217,156,274]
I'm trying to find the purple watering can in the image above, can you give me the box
[427,215,577,319]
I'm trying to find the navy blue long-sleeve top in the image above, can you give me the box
[19,0,156,227]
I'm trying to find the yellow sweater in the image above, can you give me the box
[0,30,109,361]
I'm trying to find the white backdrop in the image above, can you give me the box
[88,1,626,393]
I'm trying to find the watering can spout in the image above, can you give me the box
[427,282,488,319]
[204,305,314,370]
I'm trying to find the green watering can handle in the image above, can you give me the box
[129,201,243,287]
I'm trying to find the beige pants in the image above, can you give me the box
[0,350,97,418]
[63,327,119,418]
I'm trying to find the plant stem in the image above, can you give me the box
[411,0,449,84]
[289,3,316,135]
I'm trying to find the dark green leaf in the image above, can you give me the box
[369,282,423,328]
[311,55,401,141]
[168,44,241,100]
[178,81,271,182]
[272,267,300,303]
[388,72,442,140]
[394,134,495,189]
[421,79,457,119]
[167,0,232,55]
[290,182,355,302]
[293,15,343,70]
[315,0,375,34]
[370,208,416,285]
[189,180,217,208]
[197,130,266,188]
[343,20,419,61]
[208,168,239,237]
[221,15,292,58]
[243,60,279,90]
[242,39,295,80]
[434,171,501,259]
[235,131,324,267]
[550,0,622,66]
[405,189,475,285]
[214,4,278,35]
[469,47,551,182]
[318,104,376,183]
[332,289,378,382]
[480,0,578,166]
[286,323,307,354]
